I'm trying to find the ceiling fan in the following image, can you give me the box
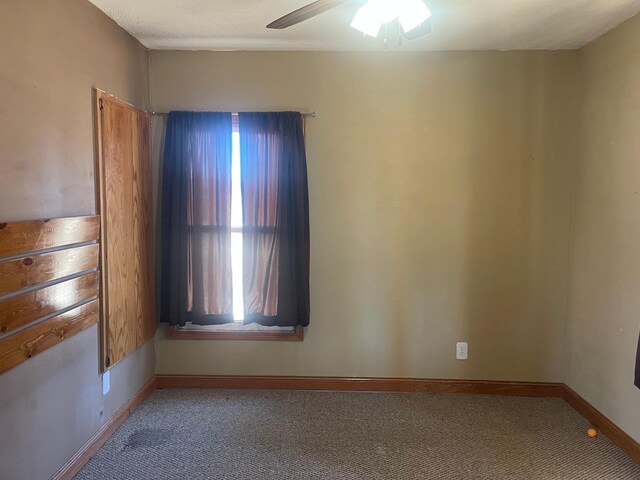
[267,0,433,42]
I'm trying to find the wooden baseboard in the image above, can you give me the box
[156,374,565,397]
[51,376,156,480]
[561,386,640,464]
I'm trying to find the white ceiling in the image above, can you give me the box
[88,0,640,51]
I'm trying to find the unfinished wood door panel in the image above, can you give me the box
[97,91,156,370]
[102,98,137,366]
[132,113,156,346]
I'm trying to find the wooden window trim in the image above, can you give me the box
[166,324,304,341]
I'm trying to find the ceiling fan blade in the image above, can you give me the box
[400,19,432,40]
[267,0,352,29]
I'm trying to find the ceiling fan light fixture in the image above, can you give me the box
[350,3,383,37]
[351,0,397,38]
[351,0,431,38]
[398,0,432,33]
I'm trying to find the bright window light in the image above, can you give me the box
[231,131,244,322]
[350,0,432,38]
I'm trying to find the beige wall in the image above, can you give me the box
[151,50,578,382]
[3,1,638,473]
[567,13,640,443]
[0,1,154,479]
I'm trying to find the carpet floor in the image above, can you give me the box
[75,389,640,479]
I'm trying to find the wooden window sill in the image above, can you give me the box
[165,324,304,341]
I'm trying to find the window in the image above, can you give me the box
[231,127,244,322]
[167,115,304,341]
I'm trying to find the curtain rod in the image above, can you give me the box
[150,111,317,118]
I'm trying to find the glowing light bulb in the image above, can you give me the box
[350,0,432,38]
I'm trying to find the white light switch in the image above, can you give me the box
[456,342,468,360]
[102,370,110,395]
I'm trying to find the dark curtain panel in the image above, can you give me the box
[635,334,640,388]
[239,112,310,327]
[160,112,234,325]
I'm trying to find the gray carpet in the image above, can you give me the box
[75,389,640,479]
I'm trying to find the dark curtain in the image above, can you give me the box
[160,112,234,325]
[635,334,640,388]
[239,112,310,327]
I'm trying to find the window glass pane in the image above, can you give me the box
[231,232,244,321]
[231,131,244,322]
[231,132,242,228]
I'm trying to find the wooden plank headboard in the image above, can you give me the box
[0,215,100,374]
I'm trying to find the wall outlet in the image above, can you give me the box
[102,370,110,396]
[456,342,468,360]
